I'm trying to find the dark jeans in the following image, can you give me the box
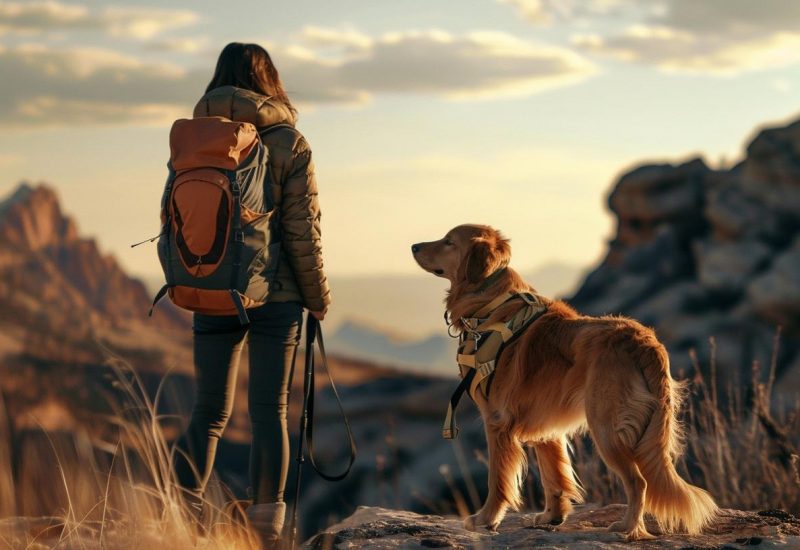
[174,301,303,504]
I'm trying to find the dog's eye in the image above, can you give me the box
[444,239,454,246]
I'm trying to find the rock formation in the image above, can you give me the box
[569,119,800,407]
[0,182,192,446]
[0,183,188,336]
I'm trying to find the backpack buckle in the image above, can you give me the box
[234,231,244,243]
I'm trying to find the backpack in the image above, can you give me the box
[149,116,282,325]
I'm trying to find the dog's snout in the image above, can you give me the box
[411,243,421,254]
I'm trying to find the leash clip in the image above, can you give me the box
[460,317,482,344]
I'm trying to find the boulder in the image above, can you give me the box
[706,182,786,243]
[747,237,800,328]
[570,117,800,394]
[694,239,771,293]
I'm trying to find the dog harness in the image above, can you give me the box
[443,290,548,439]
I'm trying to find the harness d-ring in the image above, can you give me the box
[444,310,461,339]
[447,322,461,339]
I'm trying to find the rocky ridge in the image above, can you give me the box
[569,118,800,405]
[0,183,189,366]
[0,183,194,450]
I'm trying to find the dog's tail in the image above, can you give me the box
[634,341,718,534]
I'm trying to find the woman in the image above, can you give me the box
[173,42,331,547]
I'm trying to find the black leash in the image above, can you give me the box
[289,314,357,549]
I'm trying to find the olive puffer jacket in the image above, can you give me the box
[193,86,331,312]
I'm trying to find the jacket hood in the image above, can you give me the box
[193,85,296,129]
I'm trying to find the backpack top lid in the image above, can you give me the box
[193,85,296,130]
[170,117,258,172]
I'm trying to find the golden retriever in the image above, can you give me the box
[411,224,717,540]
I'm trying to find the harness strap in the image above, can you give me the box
[473,291,515,319]
[475,321,514,341]
[470,360,496,398]
[443,292,550,440]
[443,368,476,439]
[456,353,476,368]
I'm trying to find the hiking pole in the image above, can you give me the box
[289,313,318,550]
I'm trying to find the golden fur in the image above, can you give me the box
[412,224,718,540]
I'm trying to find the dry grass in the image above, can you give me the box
[0,353,258,549]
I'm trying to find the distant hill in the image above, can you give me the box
[327,319,455,376]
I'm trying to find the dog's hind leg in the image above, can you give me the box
[525,437,583,527]
[464,424,526,532]
[589,421,654,541]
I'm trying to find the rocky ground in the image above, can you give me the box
[306,505,800,549]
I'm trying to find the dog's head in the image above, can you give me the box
[411,224,511,285]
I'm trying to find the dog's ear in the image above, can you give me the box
[494,234,511,268]
[464,232,512,284]
[465,238,492,284]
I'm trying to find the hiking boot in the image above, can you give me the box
[246,501,286,549]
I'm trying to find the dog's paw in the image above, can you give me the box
[624,525,656,542]
[607,521,655,540]
[526,510,564,528]
[464,513,499,533]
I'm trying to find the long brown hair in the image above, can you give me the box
[206,42,296,117]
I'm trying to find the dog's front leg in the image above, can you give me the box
[526,437,581,527]
[464,425,526,532]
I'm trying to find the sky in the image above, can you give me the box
[1,0,800,279]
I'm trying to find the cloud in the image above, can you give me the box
[0,1,199,40]
[0,44,205,127]
[575,26,800,74]
[0,1,91,34]
[569,0,800,74]
[101,7,199,40]
[144,37,209,54]
[654,0,800,36]
[276,27,596,104]
[498,0,635,25]
[0,27,595,128]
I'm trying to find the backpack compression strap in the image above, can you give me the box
[148,284,170,317]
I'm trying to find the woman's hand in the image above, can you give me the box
[310,307,328,321]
